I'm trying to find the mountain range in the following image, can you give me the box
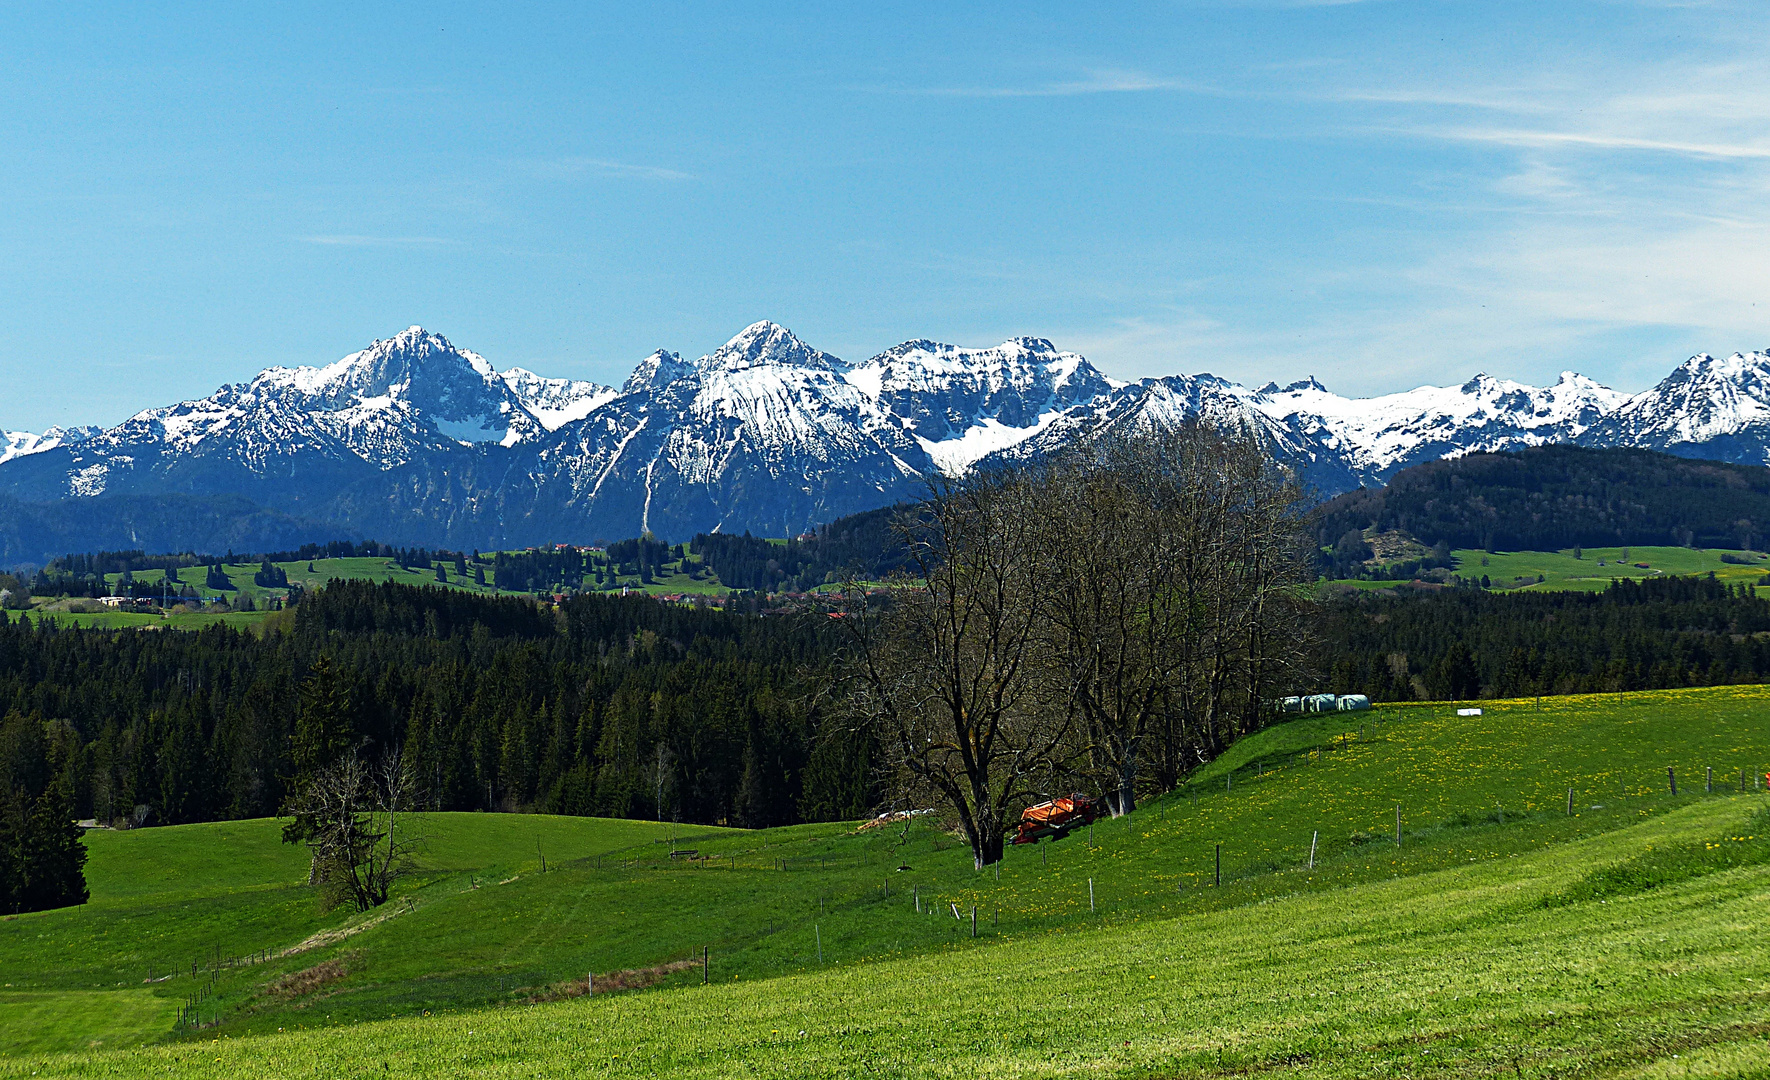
[2,321,1768,561]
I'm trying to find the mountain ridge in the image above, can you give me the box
[3,323,1769,552]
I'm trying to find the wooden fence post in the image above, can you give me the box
[1308,831,1317,870]
[1668,767,1677,797]
[1567,787,1574,815]
[1707,766,1713,793]
[1395,804,1402,845]
[1089,878,1095,912]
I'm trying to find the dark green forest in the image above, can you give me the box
[1318,575,1770,701]
[0,708,88,914]
[689,504,911,592]
[1312,445,1770,553]
[0,582,872,846]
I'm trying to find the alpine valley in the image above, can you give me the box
[3,321,1769,561]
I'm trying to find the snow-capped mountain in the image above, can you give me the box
[848,337,1117,472]
[1243,370,1631,478]
[3,323,1768,551]
[1582,351,1770,462]
[0,426,100,467]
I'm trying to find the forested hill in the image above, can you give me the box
[0,580,868,834]
[1317,575,1770,701]
[1311,445,1770,552]
[689,503,912,592]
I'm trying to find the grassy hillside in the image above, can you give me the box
[1457,545,1768,592]
[1330,544,1770,594]
[3,685,1768,1071]
[9,797,1768,1077]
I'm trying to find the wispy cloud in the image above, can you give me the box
[526,157,695,182]
[1403,125,1770,161]
[300,235,454,247]
[875,69,1207,98]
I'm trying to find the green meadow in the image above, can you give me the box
[3,684,1769,1075]
[1334,545,1770,594]
[1457,545,1769,592]
[21,551,739,631]
[9,797,1767,1079]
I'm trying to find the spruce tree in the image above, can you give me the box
[20,781,87,911]
[292,657,354,784]
[283,657,356,849]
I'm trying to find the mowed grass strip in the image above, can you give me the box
[7,798,1767,1080]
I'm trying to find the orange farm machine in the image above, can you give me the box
[1010,793,1103,845]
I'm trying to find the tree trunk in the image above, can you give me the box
[973,830,1004,870]
[1115,764,1137,817]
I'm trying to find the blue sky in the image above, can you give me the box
[3,2,1768,432]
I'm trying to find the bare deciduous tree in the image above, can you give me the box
[1138,423,1316,792]
[287,748,423,912]
[1033,430,1185,816]
[841,421,1314,856]
[836,469,1068,869]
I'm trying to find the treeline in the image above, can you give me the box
[0,581,871,843]
[1316,575,1770,700]
[489,541,715,592]
[691,504,910,592]
[46,539,427,578]
[0,709,90,914]
[1313,445,1770,553]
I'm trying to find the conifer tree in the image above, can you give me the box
[283,657,357,855]
[292,657,354,785]
[20,780,87,911]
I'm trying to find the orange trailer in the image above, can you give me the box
[1011,794,1102,845]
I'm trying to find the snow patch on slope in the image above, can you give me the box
[916,411,1067,473]
[499,367,617,430]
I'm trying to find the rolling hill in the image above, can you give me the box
[3,684,1767,1077]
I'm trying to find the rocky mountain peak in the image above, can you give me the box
[622,349,690,395]
[699,322,848,374]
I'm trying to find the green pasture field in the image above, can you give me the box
[1334,544,1770,594]
[1458,545,1769,592]
[3,684,1769,1070]
[15,608,273,632]
[8,796,1768,1078]
[20,551,740,632]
